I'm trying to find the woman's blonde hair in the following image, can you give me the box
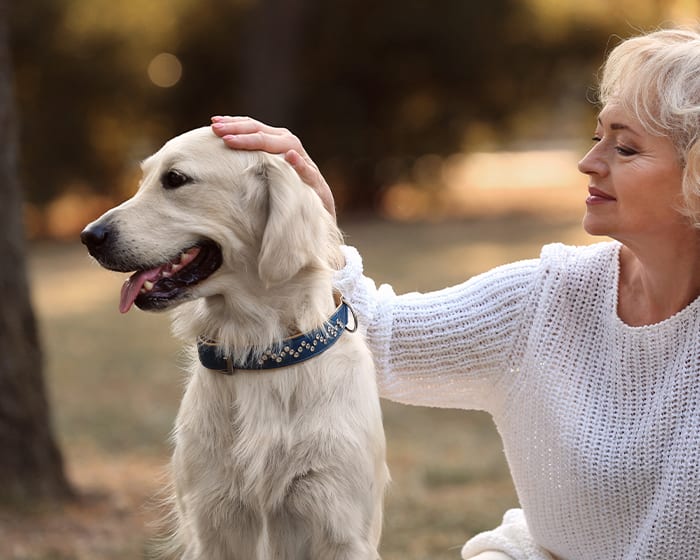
[599,27,700,226]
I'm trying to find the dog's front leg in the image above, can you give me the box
[265,508,311,560]
[181,502,263,560]
[309,535,379,560]
[266,506,378,560]
[287,471,380,560]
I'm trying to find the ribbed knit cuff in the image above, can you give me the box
[461,509,555,560]
[333,246,364,297]
[332,246,376,336]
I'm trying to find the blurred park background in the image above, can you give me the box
[2,0,700,558]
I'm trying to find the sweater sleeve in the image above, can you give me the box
[334,246,538,411]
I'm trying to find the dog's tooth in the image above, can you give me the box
[171,264,182,273]
[162,270,172,278]
[144,280,155,291]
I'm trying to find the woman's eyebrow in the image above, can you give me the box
[597,116,639,134]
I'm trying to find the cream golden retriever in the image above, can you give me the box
[81,127,389,560]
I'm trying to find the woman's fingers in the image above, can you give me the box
[284,149,324,189]
[211,115,282,132]
[211,116,288,137]
[211,116,305,154]
[222,133,307,158]
[284,150,336,218]
[211,116,314,172]
[211,116,336,218]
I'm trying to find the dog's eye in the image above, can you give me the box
[162,170,191,189]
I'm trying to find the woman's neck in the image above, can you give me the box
[617,235,700,326]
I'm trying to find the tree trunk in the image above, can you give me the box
[238,0,309,127]
[0,0,73,504]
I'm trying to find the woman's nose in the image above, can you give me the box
[577,144,607,176]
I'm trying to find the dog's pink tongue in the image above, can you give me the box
[119,267,164,314]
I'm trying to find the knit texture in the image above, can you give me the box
[334,242,700,560]
[461,509,554,560]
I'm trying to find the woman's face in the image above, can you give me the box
[578,103,687,243]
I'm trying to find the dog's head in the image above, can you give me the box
[81,127,342,313]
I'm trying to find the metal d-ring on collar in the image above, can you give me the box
[197,296,358,375]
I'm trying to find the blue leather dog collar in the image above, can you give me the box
[197,298,357,375]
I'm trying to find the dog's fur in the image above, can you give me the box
[82,127,389,559]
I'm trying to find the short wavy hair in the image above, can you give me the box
[598,27,700,226]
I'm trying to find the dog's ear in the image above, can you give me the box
[256,156,329,286]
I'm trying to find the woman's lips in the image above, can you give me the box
[586,187,616,205]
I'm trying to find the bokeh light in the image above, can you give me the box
[147,52,182,88]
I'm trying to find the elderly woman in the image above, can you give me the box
[211,27,700,560]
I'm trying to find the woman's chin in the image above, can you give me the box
[582,214,611,238]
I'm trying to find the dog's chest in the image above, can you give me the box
[175,362,353,506]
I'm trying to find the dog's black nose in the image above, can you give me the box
[80,222,110,249]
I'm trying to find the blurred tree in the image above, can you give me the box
[295,0,610,211]
[238,0,309,126]
[11,0,133,206]
[0,0,74,504]
[8,0,670,219]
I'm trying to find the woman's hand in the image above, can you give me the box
[211,116,336,219]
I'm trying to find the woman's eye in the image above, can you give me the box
[615,145,638,156]
[162,169,191,189]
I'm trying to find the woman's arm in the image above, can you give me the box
[336,245,538,411]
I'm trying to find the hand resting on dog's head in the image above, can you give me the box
[211,116,337,219]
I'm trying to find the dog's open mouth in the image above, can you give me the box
[119,241,223,313]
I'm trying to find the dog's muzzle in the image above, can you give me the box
[81,219,223,313]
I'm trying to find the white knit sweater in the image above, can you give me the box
[333,241,700,560]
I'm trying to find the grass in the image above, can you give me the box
[3,214,597,559]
